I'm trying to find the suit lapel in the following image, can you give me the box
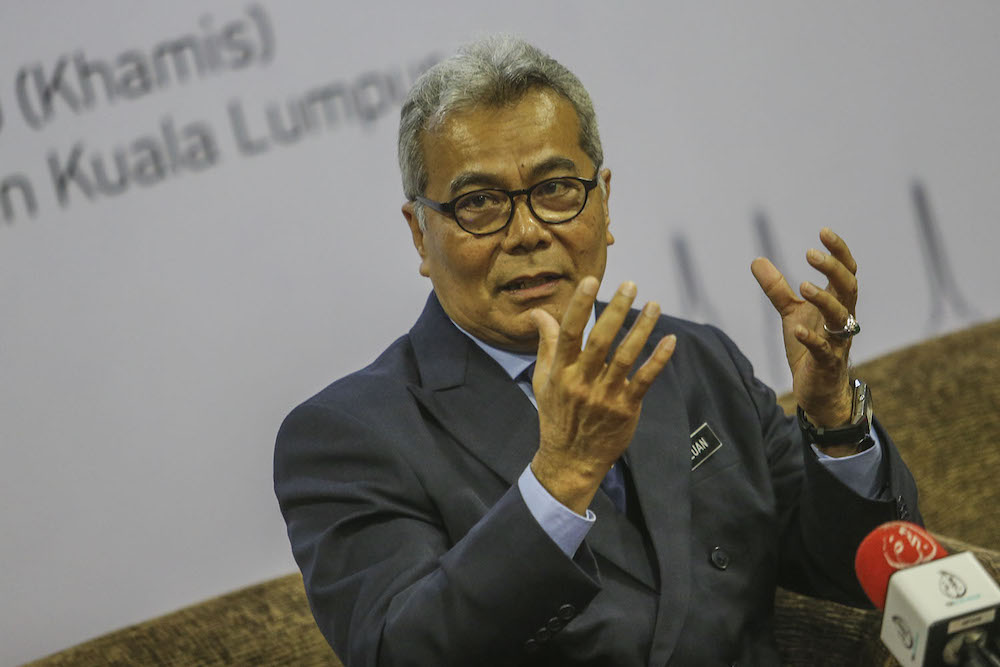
[407,294,540,487]
[628,359,693,663]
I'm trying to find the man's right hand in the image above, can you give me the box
[528,277,676,515]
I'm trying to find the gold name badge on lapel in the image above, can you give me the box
[690,423,723,470]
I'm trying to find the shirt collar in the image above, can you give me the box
[451,308,597,381]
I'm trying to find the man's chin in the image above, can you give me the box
[501,335,542,354]
[485,325,541,354]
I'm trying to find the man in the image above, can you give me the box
[275,36,920,666]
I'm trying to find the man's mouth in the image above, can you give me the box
[502,273,563,292]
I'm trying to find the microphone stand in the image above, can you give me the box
[952,630,1000,667]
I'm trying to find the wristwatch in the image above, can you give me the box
[797,378,874,453]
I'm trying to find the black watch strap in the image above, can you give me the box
[797,379,874,449]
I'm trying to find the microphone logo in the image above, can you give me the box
[938,570,968,600]
[881,522,940,569]
[890,615,915,650]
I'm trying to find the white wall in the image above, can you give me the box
[1,2,997,663]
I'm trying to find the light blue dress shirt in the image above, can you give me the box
[453,311,883,557]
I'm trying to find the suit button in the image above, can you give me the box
[557,603,576,620]
[536,627,551,642]
[524,638,539,653]
[710,546,730,570]
[546,617,565,632]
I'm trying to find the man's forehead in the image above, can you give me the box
[420,90,589,193]
[426,85,567,132]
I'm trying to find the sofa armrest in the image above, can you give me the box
[23,573,342,666]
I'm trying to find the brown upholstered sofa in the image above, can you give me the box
[25,319,1000,667]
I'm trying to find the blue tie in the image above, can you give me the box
[516,363,628,514]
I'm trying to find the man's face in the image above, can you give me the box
[403,87,614,352]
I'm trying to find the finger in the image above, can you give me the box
[800,281,850,333]
[806,248,858,312]
[604,301,661,385]
[626,334,676,402]
[552,276,600,368]
[578,281,637,378]
[792,324,844,365]
[751,257,802,317]
[529,308,560,382]
[819,228,858,275]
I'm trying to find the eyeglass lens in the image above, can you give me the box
[454,178,587,233]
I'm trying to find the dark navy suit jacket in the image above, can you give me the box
[274,292,920,666]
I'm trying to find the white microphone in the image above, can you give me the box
[855,521,1000,666]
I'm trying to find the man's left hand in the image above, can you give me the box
[751,227,859,430]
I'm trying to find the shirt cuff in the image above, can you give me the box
[517,464,595,558]
[811,428,885,498]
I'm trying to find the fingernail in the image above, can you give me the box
[801,282,817,296]
[620,281,637,297]
[807,249,825,263]
[643,301,660,317]
[580,277,599,296]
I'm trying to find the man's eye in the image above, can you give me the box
[537,180,571,196]
[457,192,503,210]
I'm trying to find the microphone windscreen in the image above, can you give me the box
[854,520,948,609]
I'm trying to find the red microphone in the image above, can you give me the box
[854,520,948,610]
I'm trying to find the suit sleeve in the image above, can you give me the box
[274,401,601,667]
[705,325,922,605]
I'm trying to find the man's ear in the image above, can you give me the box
[402,202,431,277]
[600,168,615,246]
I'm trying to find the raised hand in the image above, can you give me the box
[751,227,860,429]
[528,277,676,514]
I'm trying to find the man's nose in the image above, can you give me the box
[501,196,552,252]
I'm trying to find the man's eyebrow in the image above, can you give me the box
[448,171,506,196]
[528,156,579,181]
[447,157,582,197]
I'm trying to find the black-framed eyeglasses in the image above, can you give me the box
[414,173,601,236]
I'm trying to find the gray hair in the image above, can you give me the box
[398,36,604,226]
